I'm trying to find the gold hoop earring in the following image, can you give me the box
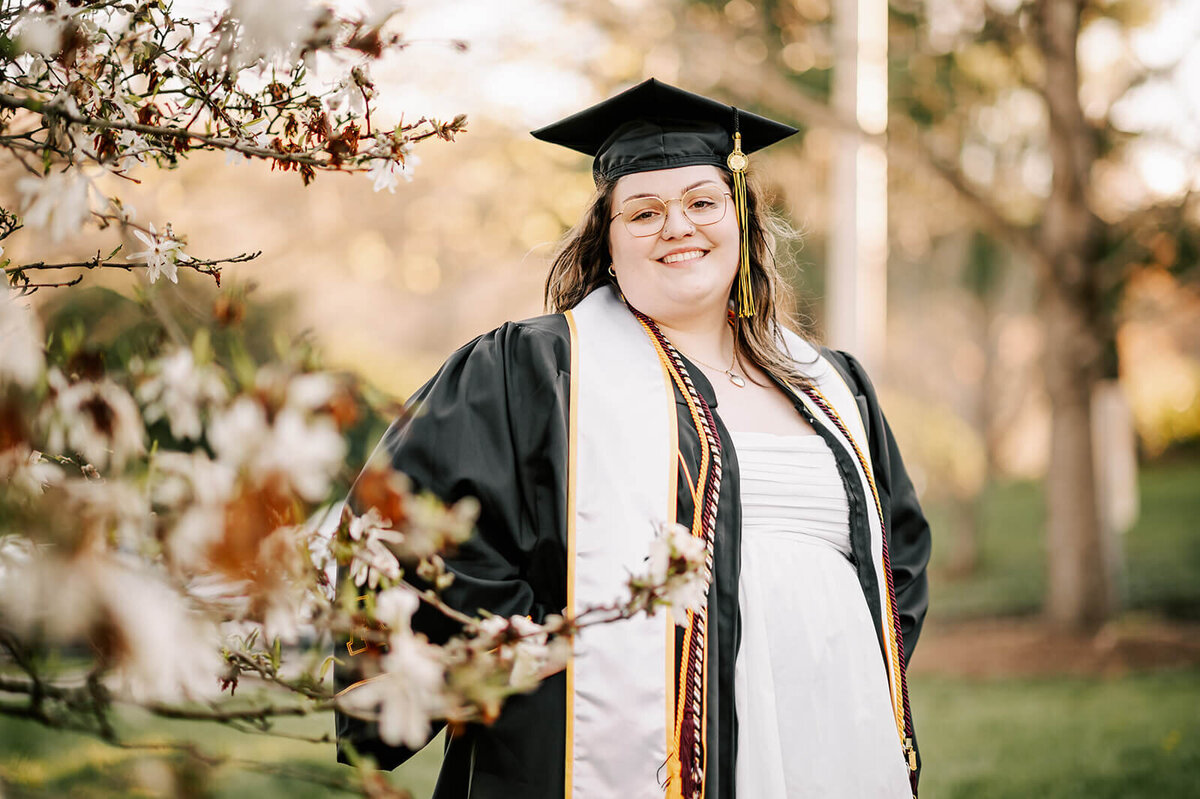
[608,264,616,278]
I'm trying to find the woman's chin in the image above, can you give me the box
[628,287,733,324]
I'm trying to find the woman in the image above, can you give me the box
[336,79,931,799]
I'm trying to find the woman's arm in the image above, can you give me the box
[825,350,932,664]
[335,317,572,768]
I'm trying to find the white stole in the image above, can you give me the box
[564,286,678,798]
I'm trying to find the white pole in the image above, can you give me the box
[830,0,888,371]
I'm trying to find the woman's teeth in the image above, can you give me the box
[660,250,706,264]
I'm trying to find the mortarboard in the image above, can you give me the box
[531,78,797,317]
[530,78,797,183]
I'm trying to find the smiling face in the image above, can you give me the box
[608,164,740,327]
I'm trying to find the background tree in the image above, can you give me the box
[600,0,1199,630]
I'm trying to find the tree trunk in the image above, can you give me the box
[1035,0,1116,630]
[1041,281,1112,627]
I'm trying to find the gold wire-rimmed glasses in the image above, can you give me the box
[610,188,733,237]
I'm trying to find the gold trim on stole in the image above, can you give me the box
[563,309,579,797]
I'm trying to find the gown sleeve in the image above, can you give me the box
[826,350,933,665]
[335,317,572,770]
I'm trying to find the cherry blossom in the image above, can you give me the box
[645,522,711,626]
[228,0,324,69]
[0,289,44,389]
[0,552,222,702]
[208,395,269,469]
[347,507,405,589]
[43,372,146,471]
[0,448,63,500]
[366,155,418,193]
[126,224,186,284]
[15,11,67,57]
[338,627,446,749]
[137,348,229,440]
[260,407,346,502]
[16,170,99,244]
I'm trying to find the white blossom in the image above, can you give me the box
[0,288,45,388]
[109,569,222,701]
[646,522,709,626]
[0,553,222,702]
[400,493,478,560]
[0,535,37,586]
[325,76,367,117]
[137,348,228,440]
[259,407,346,502]
[44,372,145,471]
[338,627,445,749]
[116,129,148,167]
[257,525,313,643]
[209,396,269,468]
[17,170,99,243]
[0,448,63,499]
[347,508,404,589]
[226,118,273,165]
[375,585,419,630]
[153,451,237,569]
[66,478,154,552]
[285,372,336,411]
[16,13,67,57]
[229,0,322,68]
[500,614,570,691]
[126,223,185,284]
[366,155,417,193]
[210,386,344,500]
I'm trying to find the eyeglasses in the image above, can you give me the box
[610,187,733,237]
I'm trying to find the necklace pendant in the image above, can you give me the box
[727,371,746,388]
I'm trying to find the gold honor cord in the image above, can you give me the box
[630,305,723,799]
[796,382,918,787]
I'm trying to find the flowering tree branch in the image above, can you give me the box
[0,4,713,795]
[0,0,468,292]
[3,249,260,294]
[0,91,466,173]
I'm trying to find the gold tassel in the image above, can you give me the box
[727,131,754,318]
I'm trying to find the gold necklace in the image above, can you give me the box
[679,347,746,388]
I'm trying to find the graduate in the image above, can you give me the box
[336,78,932,799]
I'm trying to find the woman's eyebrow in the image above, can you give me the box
[617,180,719,204]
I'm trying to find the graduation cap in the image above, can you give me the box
[531,78,797,317]
[530,78,797,182]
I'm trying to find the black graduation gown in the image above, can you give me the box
[335,312,931,798]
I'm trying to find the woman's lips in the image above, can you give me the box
[658,249,708,264]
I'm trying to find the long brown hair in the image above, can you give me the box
[543,168,813,388]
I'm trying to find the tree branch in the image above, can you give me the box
[719,69,1048,269]
[0,92,456,171]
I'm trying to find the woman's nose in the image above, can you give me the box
[660,202,695,239]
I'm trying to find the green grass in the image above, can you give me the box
[926,459,1200,621]
[4,458,1198,796]
[912,670,1200,798]
[0,708,442,798]
[5,673,1200,798]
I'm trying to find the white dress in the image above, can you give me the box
[732,431,913,798]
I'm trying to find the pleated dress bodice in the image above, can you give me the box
[732,431,912,798]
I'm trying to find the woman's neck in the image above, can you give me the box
[655,312,734,368]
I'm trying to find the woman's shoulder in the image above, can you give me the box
[417,313,571,399]
[454,312,571,365]
[816,347,878,399]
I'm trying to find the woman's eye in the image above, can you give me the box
[630,209,661,222]
[689,199,716,211]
